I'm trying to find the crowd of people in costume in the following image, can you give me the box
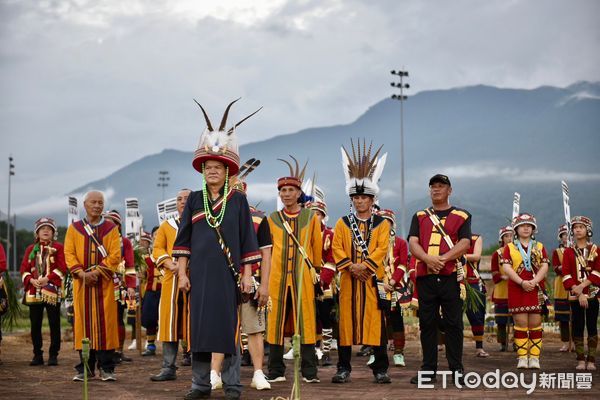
[0,99,598,400]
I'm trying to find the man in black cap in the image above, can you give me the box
[408,174,471,386]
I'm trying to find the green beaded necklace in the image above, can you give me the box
[202,164,229,228]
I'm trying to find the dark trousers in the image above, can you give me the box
[141,290,161,333]
[338,312,389,375]
[268,344,318,379]
[316,298,336,330]
[117,302,126,348]
[417,274,464,372]
[571,298,599,338]
[338,344,389,375]
[28,303,61,357]
[76,349,116,374]
[388,307,404,332]
[192,350,242,395]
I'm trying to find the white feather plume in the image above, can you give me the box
[341,147,351,183]
[371,152,387,184]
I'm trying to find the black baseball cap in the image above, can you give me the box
[429,174,451,186]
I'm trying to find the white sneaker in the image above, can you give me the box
[366,355,375,366]
[517,357,529,369]
[266,374,286,383]
[283,348,294,360]
[528,357,540,369]
[127,339,137,350]
[302,376,320,383]
[210,370,222,390]
[393,353,405,367]
[330,339,338,351]
[315,347,323,360]
[251,370,271,390]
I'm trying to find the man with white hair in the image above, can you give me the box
[64,190,122,381]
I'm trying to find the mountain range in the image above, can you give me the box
[18,82,600,247]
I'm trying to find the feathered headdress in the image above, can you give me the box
[341,138,387,197]
[305,178,328,218]
[230,158,261,192]
[277,155,308,190]
[192,98,262,176]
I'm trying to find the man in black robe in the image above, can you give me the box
[175,158,259,399]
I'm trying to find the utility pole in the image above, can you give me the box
[390,70,410,238]
[157,170,170,201]
[13,214,16,272]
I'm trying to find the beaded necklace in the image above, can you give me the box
[202,164,229,228]
[347,202,375,256]
[515,238,535,272]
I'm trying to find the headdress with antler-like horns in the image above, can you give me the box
[340,138,388,197]
[192,98,262,176]
[277,155,308,190]
[229,158,261,193]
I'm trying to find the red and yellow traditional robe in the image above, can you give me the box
[153,218,189,343]
[20,241,66,305]
[502,241,548,314]
[491,246,508,302]
[390,236,409,284]
[552,247,569,300]
[143,254,161,294]
[413,208,470,277]
[121,236,137,290]
[320,226,336,298]
[267,208,322,345]
[64,219,121,350]
[0,244,6,273]
[333,214,390,346]
[562,244,600,298]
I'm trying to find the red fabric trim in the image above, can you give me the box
[277,176,302,190]
[241,250,262,264]
[192,150,240,176]
[320,267,335,287]
[392,266,405,283]
[70,264,84,273]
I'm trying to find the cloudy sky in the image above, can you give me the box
[1,0,599,215]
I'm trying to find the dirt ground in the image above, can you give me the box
[0,328,598,400]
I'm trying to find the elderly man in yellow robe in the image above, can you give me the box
[150,188,191,382]
[266,157,322,384]
[332,139,392,384]
[64,190,121,382]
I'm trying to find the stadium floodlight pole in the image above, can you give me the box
[7,155,15,271]
[390,70,409,238]
[13,214,16,270]
[157,170,170,200]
